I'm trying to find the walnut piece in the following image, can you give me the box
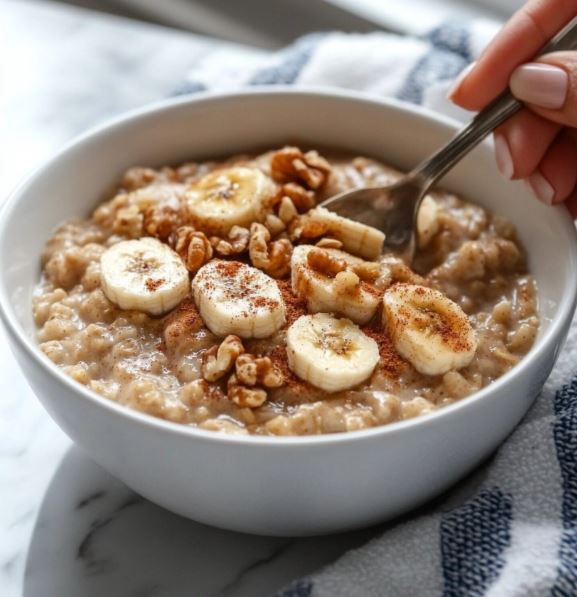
[270,147,331,190]
[201,335,245,382]
[316,238,343,250]
[264,214,286,236]
[227,375,268,408]
[278,197,298,224]
[351,261,381,282]
[249,223,292,278]
[143,205,180,241]
[172,226,213,273]
[334,270,361,294]
[307,247,347,278]
[235,354,284,388]
[211,225,250,256]
[278,182,316,212]
[288,214,329,242]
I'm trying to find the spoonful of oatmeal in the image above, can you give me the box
[320,15,577,263]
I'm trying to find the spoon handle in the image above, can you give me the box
[412,14,577,187]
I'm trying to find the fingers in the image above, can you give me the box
[493,109,560,179]
[526,130,577,205]
[449,0,577,110]
[564,188,577,218]
[509,52,577,128]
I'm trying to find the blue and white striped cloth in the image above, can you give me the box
[178,23,577,597]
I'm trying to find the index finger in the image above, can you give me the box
[451,0,577,111]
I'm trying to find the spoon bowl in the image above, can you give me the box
[321,14,577,262]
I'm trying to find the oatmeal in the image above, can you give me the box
[33,147,539,435]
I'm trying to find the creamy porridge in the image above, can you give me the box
[33,147,539,436]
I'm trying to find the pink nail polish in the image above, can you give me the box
[494,134,514,179]
[448,61,476,100]
[526,171,555,205]
[510,63,568,109]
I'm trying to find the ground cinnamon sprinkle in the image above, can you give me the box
[162,298,203,339]
[276,279,307,325]
[362,321,407,378]
[145,278,165,291]
[268,343,317,402]
[214,260,243,277]
[394,283,472,353]
[253,296,279,310]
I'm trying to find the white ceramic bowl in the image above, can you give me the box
[1,89,577,537]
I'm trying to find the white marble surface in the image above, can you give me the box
[0,2,379,595]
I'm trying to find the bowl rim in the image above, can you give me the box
[1,86,577,447]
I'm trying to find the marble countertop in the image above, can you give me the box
[0,2,378,595]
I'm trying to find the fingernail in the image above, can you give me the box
[525,171,555,205]
[494,134,514,179]
[510,63,568,109]
[448,61,476,100]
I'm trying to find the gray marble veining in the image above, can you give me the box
[0,2,379,596]
[22,449,376,597]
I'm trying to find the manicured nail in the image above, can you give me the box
[494,134,514,179]
[448,61,476,100]
[510,63,568,109]
[525,171,555,205]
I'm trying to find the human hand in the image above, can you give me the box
[449,0,577,216]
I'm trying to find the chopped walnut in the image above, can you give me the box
[278,197,298,224]
[201,335,244,382]
[316,238,343,250]
[352,261,382,282]
[112,205,143,238]
[264,214,286,236]
[211,225,250,256]
[307,247,347,278]
[235,354,284,388]
[172,226,213,273]
[143,204,180,241]
[270,147,331,190]
[334,270,361,294]
[278,182,316,212]
[249,223,292,278]
[227,374,268,408]
[288,214,329,242]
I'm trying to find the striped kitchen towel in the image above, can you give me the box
[178,22,577,597]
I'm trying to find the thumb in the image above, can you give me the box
[510,51,577,127]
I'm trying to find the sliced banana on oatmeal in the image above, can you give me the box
[383,284,477,376]
[100,238,189,316]
[291,245,381,325]
[185,167,276,235]
[286,313,379,393]
[192,260,286,339]
[307,206,385,260]
[417,196,441,248]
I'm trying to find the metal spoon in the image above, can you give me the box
[320,15,577,263]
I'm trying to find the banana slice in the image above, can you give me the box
[100,238,189,316]
[307,206,385,260]
[192,260,286,338]
[417,196,441,248]
[383,284,477,376]
[291,245,381,324]
[185,167,276,235]
[286,313,379,392]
